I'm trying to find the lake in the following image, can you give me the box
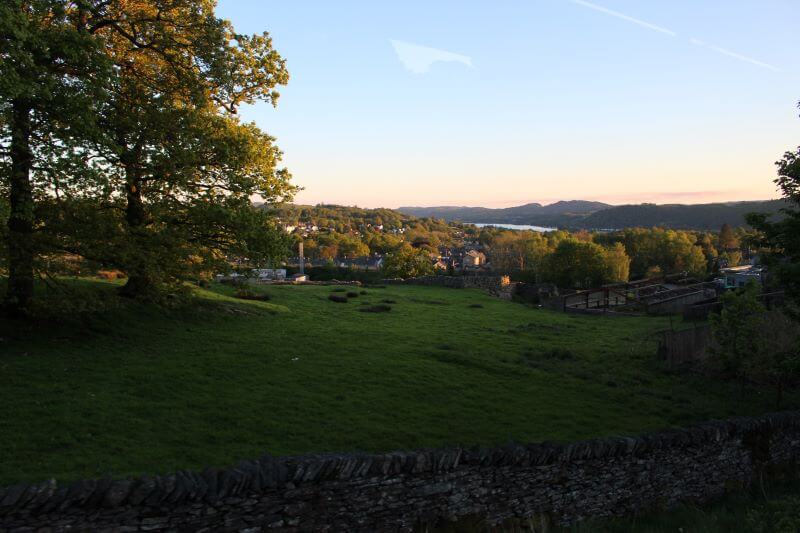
[469,223,557,232]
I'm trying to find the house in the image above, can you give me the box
[253,268,287,281]
[215,268,287,284]
[717,265,765,289]
[433,259,449,271]
[462,250,487,269]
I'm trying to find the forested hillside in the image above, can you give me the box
[399,199,786,230]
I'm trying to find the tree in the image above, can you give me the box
[603,242,631,283]
[541,239,607,288]
[58,1,294,298]
[746,309,800,408]
[747,100,800,300]
[719,223,739,250]
[710,282,765,388]
[1,0,110,314]
[710,282,800,407]
[382,245,434,279]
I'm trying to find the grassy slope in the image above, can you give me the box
[0,280,787,484]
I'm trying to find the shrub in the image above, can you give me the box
[381,299,397,304]
[468,303,484,308]
[233,288,271,301]
[97,270,126,280]
[346,291,359,298]
[359,304,391,313]
[328,294,348,303]
[359,290,368,295]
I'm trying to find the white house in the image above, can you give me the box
[718,265,765,289]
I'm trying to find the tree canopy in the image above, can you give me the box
[1,1,294,312]
[747,101,800,300]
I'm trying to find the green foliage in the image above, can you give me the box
[0,0,113,312]
[1,1,295,306]
[540,239,630,288]
[747,101,800,300]
[602,228,708,279]
[710,282,765,381]
[271,203,458,259]
[710,282,800,407]
[744,308,800,408]
[382,246,434,278]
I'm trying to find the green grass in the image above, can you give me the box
[0,279,791,485]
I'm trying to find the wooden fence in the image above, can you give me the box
[657,324,713,369]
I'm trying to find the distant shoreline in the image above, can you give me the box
[468,222,557,232]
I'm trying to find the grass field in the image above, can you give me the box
[0,280,790,485]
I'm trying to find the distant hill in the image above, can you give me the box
[576,200,788,230]
[398,199,788,230]
[399,200,610,226]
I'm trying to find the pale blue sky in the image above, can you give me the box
[217,0,800,208]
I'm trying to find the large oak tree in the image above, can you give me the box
[2,1,295,310]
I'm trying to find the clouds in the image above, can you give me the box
[390,40,472,74]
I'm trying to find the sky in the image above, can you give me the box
[216,0,800,208]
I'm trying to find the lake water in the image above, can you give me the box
[469,223,557,232]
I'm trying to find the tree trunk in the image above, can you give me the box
[119,170,153,298]
[4,99,35,316]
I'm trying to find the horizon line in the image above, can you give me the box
[264,197,781,210]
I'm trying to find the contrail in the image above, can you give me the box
[390,40,473,74]
[709,45,781,72]
[570,0,676,37]
[570,0,781,73]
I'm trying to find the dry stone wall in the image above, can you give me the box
[2,412,800,531]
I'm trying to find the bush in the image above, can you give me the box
[346,291,359,298]
[359,290,368,295]
[359,304,391,313]
[381,299,397,304]
[328,294,348,303]
[468,303,484,308]
[233,288,271,301]
[97,270,126,281]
